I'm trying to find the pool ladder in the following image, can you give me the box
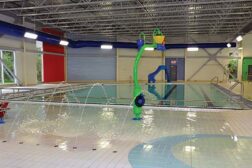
[211,76,245,108]
[210,75,244,97]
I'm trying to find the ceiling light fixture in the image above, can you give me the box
[59,40,69,46]
[101,44,113,49]
[187,47,199,52]
[24,32,38,40]
[236,35,243,42]
[145,47,154,51]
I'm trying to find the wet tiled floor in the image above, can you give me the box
[1,103,252,168]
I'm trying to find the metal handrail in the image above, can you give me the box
[0,83,88,100]
[221,66,244,97]
[211,76,219,84]
[229,81,244,97]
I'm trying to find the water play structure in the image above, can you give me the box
[133,28,166,119]
[148,65,170,83]
[0,101,9,124]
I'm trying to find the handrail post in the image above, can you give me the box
[241,82,244,97]
[210,76,219,84]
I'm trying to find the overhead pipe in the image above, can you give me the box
[69,41,138,48]
[0,21,236,49]
[0,21,61,45]
[70,41,236,49]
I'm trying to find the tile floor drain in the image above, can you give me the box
[113,151,117,153]
[92,148,97,151]
[54,145,58,147]
[73,146,77,149]
[19,142,23,144]
[2,140,7,143]
[36,144,40,146]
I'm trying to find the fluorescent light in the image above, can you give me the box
[143,144,153,152]
[188,6,202,10]
[24,32,38,39]
[236,35,243,42]
[187,47,199,51]
[227,43,231,48]
[184,146,196,152]
[238,47,243,50]
[59,40,69,46]
[233,135,238,142]
[101,44,113,49]
[145,47,154,51]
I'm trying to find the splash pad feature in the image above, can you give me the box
[133,28,166,119]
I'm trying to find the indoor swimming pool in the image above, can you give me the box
[12,83,246,109]
[1,83,251,167]
[1,1,252,167]
[1,103,252,168]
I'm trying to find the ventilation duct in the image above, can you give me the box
[0,21,236,49]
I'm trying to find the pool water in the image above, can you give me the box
[24,83,244,109]
[1,103,252,168]
[129,134,252,168]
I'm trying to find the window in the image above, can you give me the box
[0,50,16,84]
[227,59,238,80]
[37,54,42,83]
[36,41,43,83]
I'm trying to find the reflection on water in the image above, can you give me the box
[129,135,252,168]
[13,83,245,109]
[173,135,252,168]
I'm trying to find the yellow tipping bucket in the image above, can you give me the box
[153,35,165,44]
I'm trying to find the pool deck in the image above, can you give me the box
[0,82,251,168]
[0,103,252,168]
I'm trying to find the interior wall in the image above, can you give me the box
[240,31,252,82]
[67,47,116,81]
[0,13,240,85]
[235,32,252,82]
[0,35,240,85]
[43,43,65,83]
[185,48,232,82]
[117,48,164,82]
[243,33,252,57]
[42,28,65,83]
[0,35,37,85]
[117,47,234,83]
[0,14,38,85]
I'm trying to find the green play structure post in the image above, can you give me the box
[133,28,165,119]
[133,44,157,119]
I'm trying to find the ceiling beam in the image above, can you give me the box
[16,0,252,17]
[72,29,235,34]
[0,0,133,11]
[32,6,252,22]
[65,21,244,31]
[42,13,252,26]
[0,0,22,2]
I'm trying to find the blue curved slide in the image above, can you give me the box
[148,65,170,83]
